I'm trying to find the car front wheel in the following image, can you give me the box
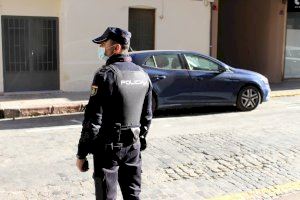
[237,86,261,111]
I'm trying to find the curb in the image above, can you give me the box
[270,90,300,97]
[0,103,87,119]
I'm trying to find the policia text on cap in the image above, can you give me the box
[76,27,152,200]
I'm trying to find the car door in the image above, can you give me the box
[182,53,237,104]
[142,53,193,107]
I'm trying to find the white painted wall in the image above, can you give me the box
[0,0,60,16]
[0,0,60,93]
[0,0,211,92]
[0,11,3,93]
[60,0,211,91]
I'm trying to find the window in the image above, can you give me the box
[144,56,156,67]
[184,54,219,71]
[291,50,300,58]
[285,12,300,78]
[154,54,182,70]
[129,8,155,50]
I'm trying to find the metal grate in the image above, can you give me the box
[33,18,58,72]
[3,18,28,72]
[2,16,57,73]
[2,16,59,92]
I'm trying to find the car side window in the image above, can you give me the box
[144,56,156,67]
[154,54,183,70]
[184,54,219,71]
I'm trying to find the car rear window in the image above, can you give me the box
[145,56,156,67]
[154,54,182,70]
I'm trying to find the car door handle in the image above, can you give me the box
[153,75,166,80]
[224,78,240,82]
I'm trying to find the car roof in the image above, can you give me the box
[129,50,199,55]
[129,50,201,66]
[129,50,226,67]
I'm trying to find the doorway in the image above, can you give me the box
[2,16,59,92]
[128,8,155,51]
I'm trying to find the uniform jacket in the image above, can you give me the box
[77,54,152,158]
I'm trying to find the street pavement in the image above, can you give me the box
[0,96,300,199]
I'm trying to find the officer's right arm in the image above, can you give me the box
[77,71,105,159]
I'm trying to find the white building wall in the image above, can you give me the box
[0,0,60,93]
[0,0,211,92]
[0,13,3,94]
[61,0,211,91]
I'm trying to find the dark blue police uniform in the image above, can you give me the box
[77,27,152,200]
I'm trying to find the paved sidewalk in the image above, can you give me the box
[1,80,300,119]
[0,91,89,118]
[275,192,300,200]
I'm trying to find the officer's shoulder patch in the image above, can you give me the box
[90,85,98,96]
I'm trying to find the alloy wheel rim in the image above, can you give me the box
[241,89,260,109]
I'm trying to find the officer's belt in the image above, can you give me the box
[103,126,140,149]
[104,142,127,150]
[102,124,140,130]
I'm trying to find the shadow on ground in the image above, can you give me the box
[0,113,84,130]
[154,106,237,118]
[0,91,89,102]
[0,106,238,130]
[270,79,300,91]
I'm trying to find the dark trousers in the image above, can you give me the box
[93,141,141,200]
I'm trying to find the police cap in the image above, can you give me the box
[92,27,131,45]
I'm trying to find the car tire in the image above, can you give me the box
[237,86,261,111]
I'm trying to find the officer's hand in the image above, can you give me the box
[76,158,89,172]
[140,137,147,151]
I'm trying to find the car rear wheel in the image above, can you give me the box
[237,86,261,111]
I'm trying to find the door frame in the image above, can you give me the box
[128,7,156,51]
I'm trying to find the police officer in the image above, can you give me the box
[76,27,152,200]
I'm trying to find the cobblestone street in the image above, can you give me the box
[0,96,300,199]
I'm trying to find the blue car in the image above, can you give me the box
[130,50,271,112]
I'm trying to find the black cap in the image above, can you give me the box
[92,27,131,45]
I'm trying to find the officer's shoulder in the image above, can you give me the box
[92,66,115,83]
[134,64,150,76]
[95,65,116,76]
[131,63,146,72]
